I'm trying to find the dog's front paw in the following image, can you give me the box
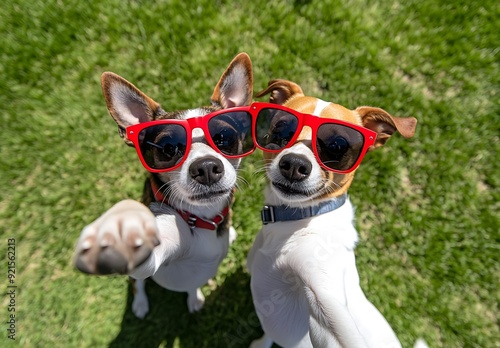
[187,288,205,313]
[74,200,160,275]
[132,294,149,319]
[132,279,150,319]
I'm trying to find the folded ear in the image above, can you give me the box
[356,106,417,149]
[211,52,253,108]
[101,72,166,144]
[255,79,304,105]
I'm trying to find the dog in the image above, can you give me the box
[247,79,417,347]
[74,53,254,318]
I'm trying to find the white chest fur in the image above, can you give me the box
[248,200,358,346]
[130,211,231,291]
[248,198,401,347]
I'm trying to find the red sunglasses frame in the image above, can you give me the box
[248,102,377,174]
[125,102,377,174]
[125,107,256,173]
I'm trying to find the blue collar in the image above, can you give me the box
[260,195,347,224]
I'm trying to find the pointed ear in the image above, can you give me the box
[255,79,304,105]
[101,72,165,144]
[356,106,417,149]
[211,53,253,108]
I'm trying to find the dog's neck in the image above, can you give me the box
[149,177,230,231]
[261,189,348,224]
[263,185,348,207]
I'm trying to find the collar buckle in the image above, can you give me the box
[188,214,221,230]
[261,205,276,224]
[260,195,347,224]
[187,215,197,229]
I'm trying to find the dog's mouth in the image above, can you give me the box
[189,188,232,201]
[272,181,312,196]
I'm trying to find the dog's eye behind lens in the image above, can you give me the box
[316,124,364,171]
[212,128,237,155]
[140,124,187,169]
[209,112,253,155]
[161,143,182,160]
[326,136,349,160]
[256,109,298,150]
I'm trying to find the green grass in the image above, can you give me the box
[1,0,498,347]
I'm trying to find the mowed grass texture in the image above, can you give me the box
[1,0,498,347]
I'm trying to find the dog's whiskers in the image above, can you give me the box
[156,182,171,208]
[252,163,269,176]
[322,178,342,194]
[235,175,249,189]
[159,179,184,210]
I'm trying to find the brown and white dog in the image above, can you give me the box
[247,80,417,347]
[74,53,253,318]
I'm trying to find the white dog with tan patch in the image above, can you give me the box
[247,80,417,347]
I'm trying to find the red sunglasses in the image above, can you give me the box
[251,102,377,174]
[126,102,376,173]
[126,108,255,173]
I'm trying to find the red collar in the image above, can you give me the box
[150,179,229,231]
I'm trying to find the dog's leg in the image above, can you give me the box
[187,288,205,313]
[249,334,273,348]
[302,267,369,347]
[131,278,149,319]
[229,226,237,245]
[309,316,341,347]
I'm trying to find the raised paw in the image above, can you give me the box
[74,200,160,275]
[187,288,205,313]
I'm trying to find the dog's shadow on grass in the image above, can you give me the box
[109,266,263,348]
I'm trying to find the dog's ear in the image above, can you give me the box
[356,106,417,149]
[255,79,304,105]
[101,72,165,145]
[211,52,253,108]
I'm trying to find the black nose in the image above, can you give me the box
[189,157,224,186]
[279,154,312,182]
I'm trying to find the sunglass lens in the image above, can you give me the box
[208,111,253,156]
[256,108,298,150]
[316,124,364,172]
[138,124,187,170]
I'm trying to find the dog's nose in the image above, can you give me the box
[189,157,225,186]
[279,154,312,182]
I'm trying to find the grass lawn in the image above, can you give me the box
[1,0,498,347]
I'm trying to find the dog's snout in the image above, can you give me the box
[189,157,224,186]
[279,154,312,182]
